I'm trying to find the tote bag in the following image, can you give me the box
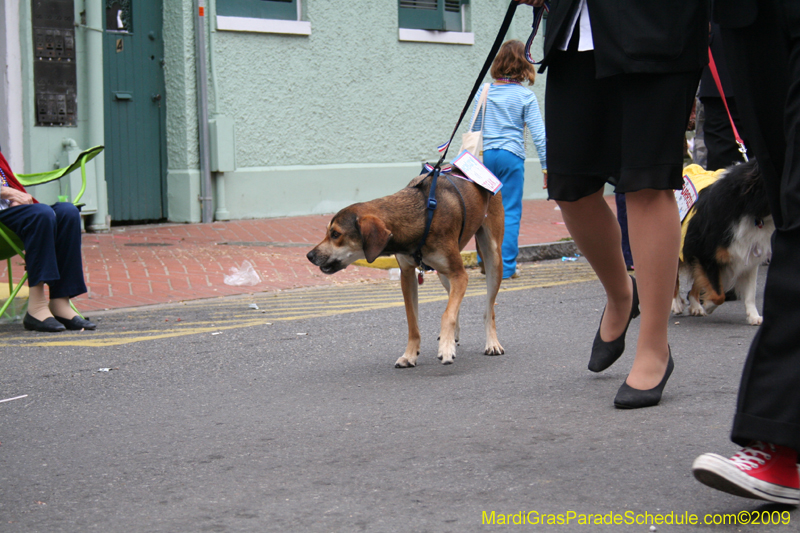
[459,83,490,162]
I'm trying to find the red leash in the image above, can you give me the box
[708,47,749,162]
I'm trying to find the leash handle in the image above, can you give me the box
[525,0,550,64]
[708,47,749,162]
[436,0,519,166]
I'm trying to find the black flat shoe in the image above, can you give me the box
[588,275,640,372]
[614,349,674,409]
[23,313,66,332]
[54,315,97,331]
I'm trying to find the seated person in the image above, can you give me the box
[0,151,96,332]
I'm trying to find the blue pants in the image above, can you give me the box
[483,149,525,279]
[0,202,87,298]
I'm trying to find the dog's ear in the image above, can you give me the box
[358,215,392,263]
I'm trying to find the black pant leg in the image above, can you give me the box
[732,227,800,450]
[48,202,87,299]
[721,0,800,451]
[0,203,60,286]
[700,97,747,170]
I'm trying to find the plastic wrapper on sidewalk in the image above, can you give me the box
[223,260,262,287]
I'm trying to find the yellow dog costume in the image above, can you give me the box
[678,164,727,261]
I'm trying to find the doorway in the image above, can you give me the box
[103,0,166,223]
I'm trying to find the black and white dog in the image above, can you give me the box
[672,160,775,325]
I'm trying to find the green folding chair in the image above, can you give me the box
[0,145,104,321]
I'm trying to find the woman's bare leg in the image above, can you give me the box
[557,189,633,345]
[624,189,680,389]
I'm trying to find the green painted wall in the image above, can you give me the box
[12,1,548,226]
[166,0,548,222]
[164,1,202,222]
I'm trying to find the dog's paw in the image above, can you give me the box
[394,355,417,368]
[436,334,456,365]
[688,300,707,317]
[484,342,504,356]
[437,354,455,364]
[747,313,763,326]
[437,349,456,365]
[671,298,685,315]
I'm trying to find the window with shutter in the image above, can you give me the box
[216,0,310,35]
[398,0,467,31]
[217,0,298,21]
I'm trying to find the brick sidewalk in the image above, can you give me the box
[1,198,589,313]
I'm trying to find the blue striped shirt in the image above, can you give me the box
[470,83,547,168]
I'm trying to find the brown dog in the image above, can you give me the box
[307,170,505,367]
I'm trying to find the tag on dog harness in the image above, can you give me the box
[452,150,503,194]
[674,174,699,222]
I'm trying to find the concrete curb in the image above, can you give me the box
[353,240,577,270]
[517,240,579,263]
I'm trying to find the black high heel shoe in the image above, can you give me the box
[588,275,639,372]
[614,348,674,409]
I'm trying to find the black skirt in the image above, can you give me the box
[545,48,701,202]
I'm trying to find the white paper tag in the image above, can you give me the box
[674,175,698,222]
[452,150,502,194]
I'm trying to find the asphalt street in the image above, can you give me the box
[0,260,794,532]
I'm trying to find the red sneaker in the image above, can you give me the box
[692,442,800,504]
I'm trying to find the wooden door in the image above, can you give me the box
[103,0,166,222]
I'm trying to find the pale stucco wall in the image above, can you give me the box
[165,1,548,222]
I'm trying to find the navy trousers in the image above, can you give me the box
[0,202,87,299]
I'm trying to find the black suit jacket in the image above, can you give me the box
[699,23,734,98]
[712,0,758,28]
[540,0,709,77]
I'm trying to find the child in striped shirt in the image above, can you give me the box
[470,40,547,279]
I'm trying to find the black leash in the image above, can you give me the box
[412,0,520,269]
[435,1,520,167]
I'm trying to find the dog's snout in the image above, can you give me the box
[307,246,329,268]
